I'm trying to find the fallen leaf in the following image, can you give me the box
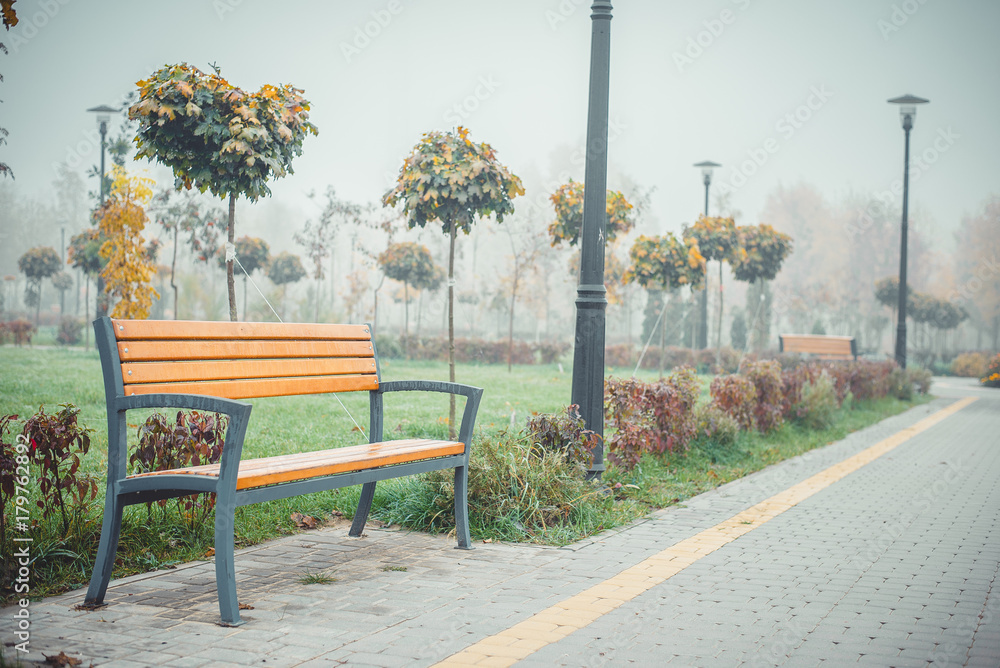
[43,652,82,667]
[291,512,318,529]
[205,548,216,558]
[482,538,493,544]
[239,603,254,610]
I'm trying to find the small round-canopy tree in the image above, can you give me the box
[130,63,317,321]
[377,241,441,341]
[268,251,306,320]
[548,180,634,247]
[382,126,523,437]
[729,224,793,284]
[52,271,73,316]
[18,246,61,326]
[683,215,740,359]
[217,236,270,319]
[624,233,705,375]
[68,228,104,342]
[730,223,793,350]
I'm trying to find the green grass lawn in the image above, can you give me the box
[0,345,927,601]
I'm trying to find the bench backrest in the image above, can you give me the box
[101,318,378,400]
[779,334,857,360]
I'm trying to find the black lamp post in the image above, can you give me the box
[87,104,117,319]
[887,94,928,369]
[571,0,613,480]
[693,160,719,350]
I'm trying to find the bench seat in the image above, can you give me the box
[129,438,466,490]
[779,334,857,360]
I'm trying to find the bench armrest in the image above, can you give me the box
[373,381,484,449]
[109,393,252,489]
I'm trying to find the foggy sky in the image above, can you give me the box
[2,0,998,250]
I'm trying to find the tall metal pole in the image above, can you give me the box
[887,94,927,368]
[571,0,613,480]
[96,119,109,319]
[703,174,710,217]
[894,119,912,369]
[698,174,710,349]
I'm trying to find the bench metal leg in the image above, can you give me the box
[214,495,244,626]
[349,482,377,537]
[454,465,473,550]
[84,491,124,606]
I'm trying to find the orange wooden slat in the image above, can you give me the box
[121,357,378,385]
[128,439,465,490]
[118,339,375,363]
[781,335,853,356]
[112,319,371,342]
[123,373,379,399]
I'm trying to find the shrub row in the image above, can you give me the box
[0,319,35,345]
[582,358,930,472]
[605,344,743,374]
[375,335,570,365]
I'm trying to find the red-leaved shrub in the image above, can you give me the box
[743,360,784,433]
[709,374,757,430]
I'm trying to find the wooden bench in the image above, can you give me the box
[779,334,857,361]
[84,316,483,626]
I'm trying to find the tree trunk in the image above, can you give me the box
[403,281,410,338]
[715,261,724,367]
[83,276,90,349]
[448,219,457,440]
[226,193,237,322]
[171,226,179,319]
[372,274,384,339]
[508,272,518,373]
[403,281,410,357]
[659,298,666,378]
[243,276,248,321]
[315,278,321,323]
[698,280,708,349]
[416,289,423,339]
[35,282,42,328]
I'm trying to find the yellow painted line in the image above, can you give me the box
[434,396,978,667]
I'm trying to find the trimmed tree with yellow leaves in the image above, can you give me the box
[383,126,523,437]
[624,232,705,375]
[129,63,317,321]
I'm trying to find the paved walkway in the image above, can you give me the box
[3,378,997,667]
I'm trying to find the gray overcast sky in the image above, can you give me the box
[2,0,998,246]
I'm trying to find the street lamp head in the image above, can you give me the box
[694,160,721,185]
[887,94,928,130]
[87,104,119,129]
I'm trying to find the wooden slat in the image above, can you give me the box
[118,339,374,363]
[781,335,853,356]
[123,374,379,399]
[128,439,465,490]
[121,357,378,385]
[112,319,370,342]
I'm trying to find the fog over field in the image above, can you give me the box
[1,0,997,358]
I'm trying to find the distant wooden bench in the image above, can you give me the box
[779,334,857,361]
[84,316,482,626]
